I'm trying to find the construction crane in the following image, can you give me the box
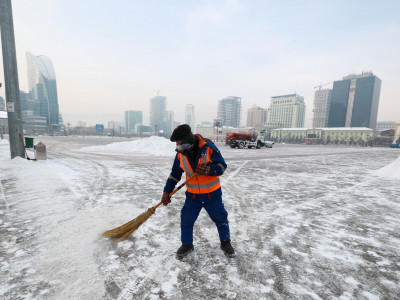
[314,82,333,89]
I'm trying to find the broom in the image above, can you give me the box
[103,173,197,243]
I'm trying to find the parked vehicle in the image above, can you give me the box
[226,130,274,149]
[389,143,399,148]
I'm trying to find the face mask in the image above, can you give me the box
[176,143,193,151]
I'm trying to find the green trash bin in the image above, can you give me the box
[25,137,34,148]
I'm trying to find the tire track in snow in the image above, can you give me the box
[224,160,249,182]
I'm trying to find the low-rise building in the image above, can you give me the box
[394,122,400,143]
[376,121,396,130]
[271,127,375,145]
[21,110,47,134]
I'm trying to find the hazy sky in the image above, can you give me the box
[1,0,399,127]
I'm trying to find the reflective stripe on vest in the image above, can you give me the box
[178,150,221,194]
[187,177,220,189]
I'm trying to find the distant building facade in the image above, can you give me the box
[218,96,241,127]
[267,94,306,128]
[313,88,332,128]
[271,127,374,144]
[376,121,396,130]
[327,72,381,129]
[108,121,123,135]
[185,104,195,130]
[164,111,175,136]
[395,122,400,143]
[247,105,267,127]
[150,95,168,134]
[21,110,47,132]
[26,52,60,131]
[136,124,153,135]
[124,110,142,133]
[19,91,47,133]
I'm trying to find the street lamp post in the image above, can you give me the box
[0,0,25,158]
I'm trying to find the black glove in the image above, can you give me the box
[161,192,171,206]
[195,164,211,175]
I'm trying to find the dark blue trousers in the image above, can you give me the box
[180,188,230,245]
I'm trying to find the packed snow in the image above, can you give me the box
[1,136,399,299]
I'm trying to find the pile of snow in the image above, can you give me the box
[77,136,176,156]
[374,155,400,179]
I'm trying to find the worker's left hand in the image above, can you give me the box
[195,164,210,175]
[161,192,171,206]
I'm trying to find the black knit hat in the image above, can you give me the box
[170,124,195,143]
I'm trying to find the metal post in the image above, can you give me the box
[0,0,24,159]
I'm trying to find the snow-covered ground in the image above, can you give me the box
[1,136,399,300]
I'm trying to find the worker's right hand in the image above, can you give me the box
[161,192,171,206]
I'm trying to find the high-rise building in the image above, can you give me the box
[327,72,381,129]
[218,96,241,127]
[165,111,175,136]
[124,110,142,133]
[150,95,167,134]
[0,96,5,111]
[312,88,332,128]
[247,105,267,127]
[267,94,306,128]
[185,104,195,130]
[26,52,60,131]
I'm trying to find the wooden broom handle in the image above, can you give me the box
[153,173,198,210]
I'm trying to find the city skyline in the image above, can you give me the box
[0,1,399,127]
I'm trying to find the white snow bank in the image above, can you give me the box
[77,136,176,156]
[374,155,400,179]
[0,139,9,145]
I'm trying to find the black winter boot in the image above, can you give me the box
[176,244,194,259]
[220,240,235,257]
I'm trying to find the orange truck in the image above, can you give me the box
[226,130,274,149]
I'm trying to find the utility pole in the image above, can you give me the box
[0,0,24,159]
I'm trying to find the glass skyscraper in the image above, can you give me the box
[327,72,381,129]
[150,95,168,134]
[185,104,195,130]
[26,52,59,130]
[218,96,242,128]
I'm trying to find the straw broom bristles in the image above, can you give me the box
[103,173,197,243]
[103,207,155,242]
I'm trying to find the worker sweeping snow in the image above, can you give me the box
[162,124,235,259]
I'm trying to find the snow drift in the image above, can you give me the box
[77,136,176,156]
[374,154,400,179]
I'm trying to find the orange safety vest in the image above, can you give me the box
[177,138,221,194]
